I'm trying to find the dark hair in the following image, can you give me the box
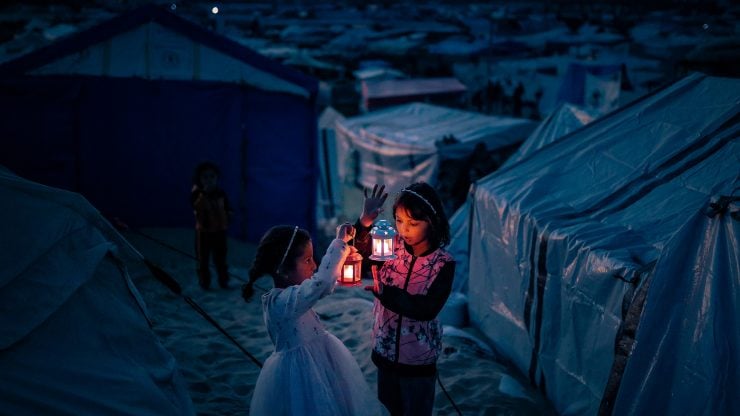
[192,161,220,187]
[392,182,450,248]
[242,225,311,302]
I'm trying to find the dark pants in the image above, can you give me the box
[377,367,436,416]
[195,230,228,288]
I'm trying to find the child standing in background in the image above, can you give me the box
[241,224,379,416]
[354,183,455,416]
[191,161,233,290]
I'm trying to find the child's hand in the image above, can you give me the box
[336,222,355,242]
[360,184,388,227]
[364,265,382,293]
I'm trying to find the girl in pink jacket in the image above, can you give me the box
[354,182,455,416]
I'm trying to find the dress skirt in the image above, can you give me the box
[250,331,378,416]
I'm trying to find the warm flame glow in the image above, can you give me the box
[369,220,397,261]
[339,254,362,285]
[342,264,354,282]
[372,238,393,256]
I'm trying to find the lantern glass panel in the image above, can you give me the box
[339,252,363,286]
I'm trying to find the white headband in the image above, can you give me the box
[276,226,299,274]
[402,189,436,215]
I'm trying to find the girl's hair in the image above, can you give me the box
[392,182,450,248]
[242,225,311,302]
[192,161,220,187]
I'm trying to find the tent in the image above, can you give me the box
[334,102,537,213]
[0,4,319,243]
[360,77,467,112]
[555,62,627,115]
[505,103,599,167]
[447,102,598,295]
[317,106,345,221]
[0,165,194,415]
[466,72,739,415]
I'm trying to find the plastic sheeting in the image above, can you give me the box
[466,73,740,415]
[1,6,312,98]
[448,103,598,295]
[317,107,345,220]
[335,102,536,195]
[0,166,194,415]
[613,196,740,416]
[555,62,624,114]
[505,103,599,167]
[360,77,467,111]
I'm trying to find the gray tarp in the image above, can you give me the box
[467,73,739,415]
[335,102,536,196]
[0,166,194,415]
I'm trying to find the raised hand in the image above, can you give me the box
[360,184,388,227]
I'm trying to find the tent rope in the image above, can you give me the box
[107,220,264,367]
[142,259,263,368]
[112,218,268,293]
[437,373,463,415]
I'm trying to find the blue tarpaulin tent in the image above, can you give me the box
[0,5,319,242]
[466,73,739,415]
[0,165,195,414]
[504,103,599,167]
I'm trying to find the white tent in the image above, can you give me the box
[467,73,740,415]
[0,166,194,415]
[334,102,537,197]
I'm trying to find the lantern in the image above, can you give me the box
[369,219,397,261]
[339,251,363,286]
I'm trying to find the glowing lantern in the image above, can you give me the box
[339,251,363,286]
[369,220,397,261]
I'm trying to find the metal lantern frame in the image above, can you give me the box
[369,219,398,261]
[339,250,363,286]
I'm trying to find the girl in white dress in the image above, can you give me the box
[241,224,378,416]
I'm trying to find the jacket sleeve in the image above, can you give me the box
[375,261,456,321]
[353,219,373,258]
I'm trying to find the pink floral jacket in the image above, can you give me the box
[355,225,455,375]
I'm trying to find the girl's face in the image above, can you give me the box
[284,241,316,285]
[395,207,431,256]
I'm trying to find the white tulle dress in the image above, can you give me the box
[249,239,379,416]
